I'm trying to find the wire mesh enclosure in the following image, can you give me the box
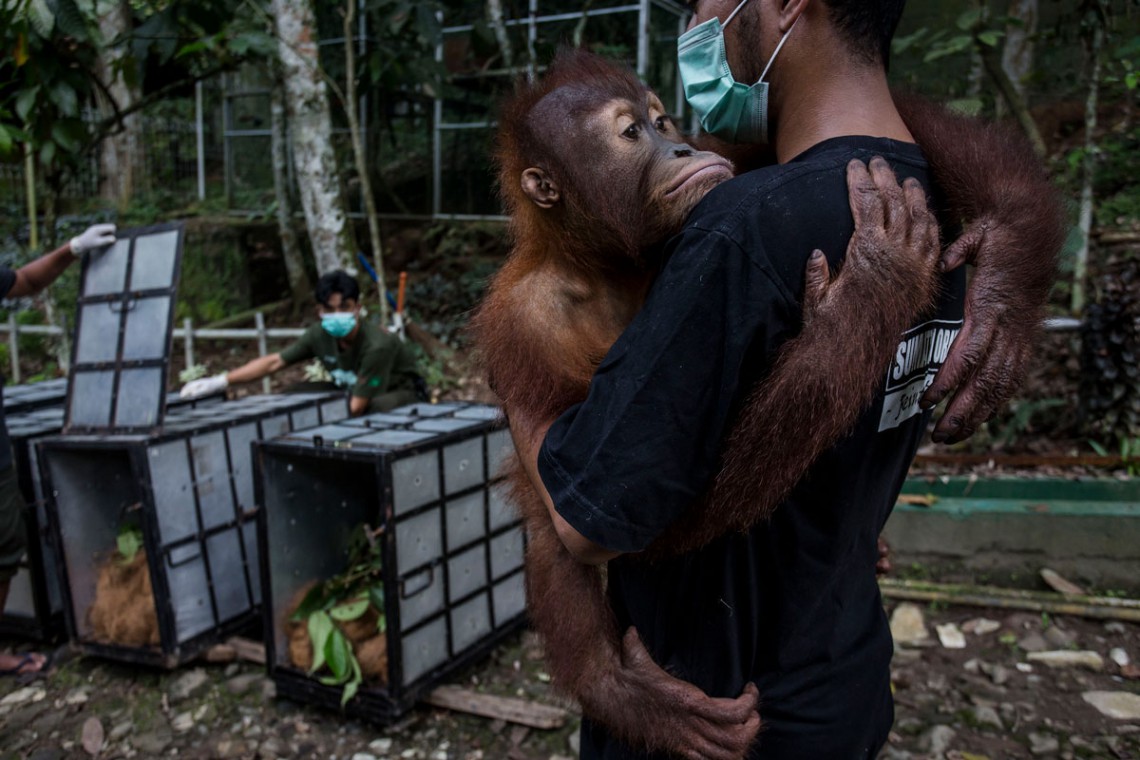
[0,390,227,640]
[39,393,349,666]
[256,402,525,722]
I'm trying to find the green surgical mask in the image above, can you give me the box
[677,0,799,144]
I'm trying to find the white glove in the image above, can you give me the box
[180,373,229,399]
[69,223,117,255]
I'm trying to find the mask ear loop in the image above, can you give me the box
[758,14,800,83]
[723,0,751,29]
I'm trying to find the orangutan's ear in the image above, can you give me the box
[522,168,560,208]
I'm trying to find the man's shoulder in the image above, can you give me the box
[688,136,931,240]
[298,321,326,344]
[359,321,400,353]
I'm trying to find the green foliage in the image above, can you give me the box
[404,222,505,346]
[408,340,456,396]
[14,308,47,359]
[178,364,208,384]
[1089,436,1140,474]
[1081,254,1140,445]
[174,227,250,324]
[291,523,386,706]
[991,398,1067,448]
[361,0,446,96]
[0,0,271,203]
[0,0,99,173]
[116,524,143,564]
[303,359,333,383]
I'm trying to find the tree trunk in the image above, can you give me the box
[270,0,357,276]
[344,0,389,324]
[270,66,312,309]
[94,0,144,205]
[1073,16,1105,315]
[979,43,1047,157]
[487,0,514,69]
[1002,0,1038,100]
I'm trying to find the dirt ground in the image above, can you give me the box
[2,598,1138,760]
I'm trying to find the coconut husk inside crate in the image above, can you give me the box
[283,583,388,685]
[87,551,160,647]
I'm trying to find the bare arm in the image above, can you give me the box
[7,224,117,299]
[897,92,1066,443]
[7,243,77,299]
[226,353,286,384]
[507,407,619,565]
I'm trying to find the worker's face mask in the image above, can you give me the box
[321,312,357,339]
[677,0,799,144]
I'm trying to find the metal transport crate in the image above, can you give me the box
[255,402,525,723]
[2,378,69,415]
[38,393,349,666]
[0,389,227,640]
[1,406,69,639]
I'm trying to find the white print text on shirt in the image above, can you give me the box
[878,319,963,432]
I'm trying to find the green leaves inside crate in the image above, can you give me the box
[291,524,387,706]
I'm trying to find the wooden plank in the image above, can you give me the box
[880,579,1140,622]
[224,636,266,665]
[423,685,568,730]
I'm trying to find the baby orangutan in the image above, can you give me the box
[472,50,1062,759]
[474,43,1067,760]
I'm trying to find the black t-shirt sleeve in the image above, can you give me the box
[0,267,16,300]
[537,229,797,554]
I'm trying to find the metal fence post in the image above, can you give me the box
[184,318,195,370]
[255,311,271,394]
[8,312,19,384]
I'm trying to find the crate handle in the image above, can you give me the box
[400,565,435,599]
[166,543,202,567]
[109,298,137,314]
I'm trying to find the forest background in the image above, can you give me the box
[0,0,1137,459]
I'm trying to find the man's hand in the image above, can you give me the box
[69,223,117,256]
[181,373,228,399]
[920,216,1041,443]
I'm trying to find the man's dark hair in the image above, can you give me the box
[821,0,906,69]
[314,270,361,307]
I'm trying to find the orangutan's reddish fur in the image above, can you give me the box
[470,50,1063,758]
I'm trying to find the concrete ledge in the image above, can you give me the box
[883,477,1140,593]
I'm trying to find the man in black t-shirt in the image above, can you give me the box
[0,224,116,677]
[510,2,974,758]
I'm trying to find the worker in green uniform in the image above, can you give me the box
[180,270,420,414]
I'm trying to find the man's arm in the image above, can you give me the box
[7,224,116,299]
[508,408,619,565]
[896,93,1066,442]
[180,352,286,399]
[227,353,287,383]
